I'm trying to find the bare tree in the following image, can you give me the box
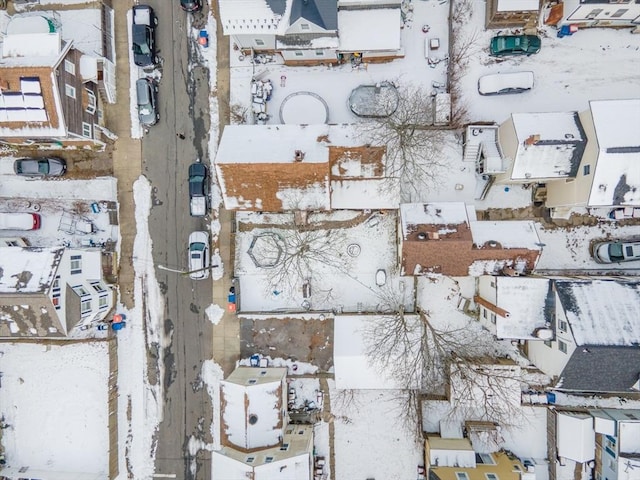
[362,308,527,441]
[247,214,352,297]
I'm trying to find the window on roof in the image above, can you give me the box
[64,59,75,75]
[246,456,255,463]
[587,8,603,17]
[301,23,310,30]
[81,298,92,316]
[295,51,303,56]
[486,474,499,480]
[456,473,470,480]
[265,456,274,463]
[255,39,265,46]
[558,340,567,353]
[73,285,90,297]
[611,8,628,17]
[65,83,76,99]
[559,320,567,332]
[583,165,591,175]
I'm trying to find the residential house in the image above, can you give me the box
[475,276,554,341]
[0,246,115,338]
[495,111,587,185]
[214,124,400,211]
[485,0,541,29]
[496,99,640,217]
[213,366,314,480]
[526,278,640,393]
[217,0,403,65]
[426,435,532,480]
[399,202,541,276]
[0,14,107,148]
[545,0,640,31]
[548,408,640,480]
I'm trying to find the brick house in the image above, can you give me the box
[399,202,541,276]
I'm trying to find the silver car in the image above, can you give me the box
[14,157,66,177]
[188,231,210,280]
[592,240,640,263]
[136,78,159,126]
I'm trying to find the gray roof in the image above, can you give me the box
[266,0,287,16]
[290,0,338,30]
[558,346,640,393]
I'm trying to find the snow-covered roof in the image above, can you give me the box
[399,202,471,239]
[3,16,62,60]
[470,221,541,250]
[338,8,401,52]
[0,247,62,293]
[218,0,292,35]
[333,314,421,389]
[494,277,551,340]
[330,178,400,209]
[220,367,286,450]
[587,99,640,207]
[510,112,586,180]
[0,341,110,476]
[497,0,540,12]
[556,412,595,463]
[427,437,476,468]
[555,279,640,346]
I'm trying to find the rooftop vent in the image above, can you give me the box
[417,232,427,240]
[294,150,305,162]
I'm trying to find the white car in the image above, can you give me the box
[592,240,640,264]
[188,231,210,280]
[478,71,534,96]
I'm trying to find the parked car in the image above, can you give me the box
[14,157,66,177]
[0,212,41,230]
[180,0,202,12]
[592,240,640,264]
[136,78,159,126]
[188,161,209,217]
[132,5,158,67]
[188,231,210,280]
[489,35,541,56]
[478,71,534,95]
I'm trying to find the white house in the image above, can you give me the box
[476,276,553,341]
[0,247,115,338]
[526,278,640,393]
[591,409,640,480]
[551,0,640,31]
[214,366,314,480]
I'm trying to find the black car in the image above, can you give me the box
[180,0,202,12]
[14,157,66,177]
[188,162,209,217]
[132,5,158,68]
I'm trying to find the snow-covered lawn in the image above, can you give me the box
[0,341,111,476]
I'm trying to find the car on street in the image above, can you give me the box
[188,161,209,217]
[0,212,41,230]
[592,240,640,264]
[14,157,66,177]
[132,5,158,67]
[136,78,159,126]
[489,35,541,56]
[180,0,202,12]
[188,231,210,280]
[478,71,534,95]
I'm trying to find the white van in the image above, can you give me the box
[478,71,534,95]
[0,212,41,230]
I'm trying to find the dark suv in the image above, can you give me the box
[132,5,158,67]
[188,162,209,217]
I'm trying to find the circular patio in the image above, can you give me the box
[279,91,329,124]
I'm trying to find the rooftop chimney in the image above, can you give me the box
[294,150,305,162]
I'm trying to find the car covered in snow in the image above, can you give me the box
[188,161,209,217]
[489,35,541,57]
[136,78,159,126]
[188,231,210,280]
[14,157,66,177]
[592,240,640,264]
[0,212,41,230]
[478,71,534,95]
[132,5,158,68]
